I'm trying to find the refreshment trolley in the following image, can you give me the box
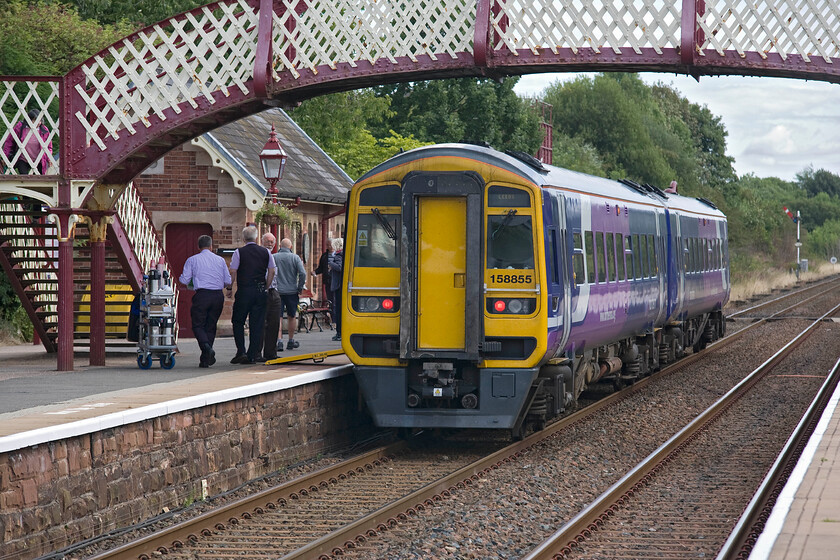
[137,266,177,369]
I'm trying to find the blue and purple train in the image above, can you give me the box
[341,143,729,436]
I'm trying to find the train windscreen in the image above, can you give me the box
[487,214,534,269]
[354,212,400,268]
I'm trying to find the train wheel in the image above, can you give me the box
[137,355,153,369]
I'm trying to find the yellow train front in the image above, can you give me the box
[342,144,549,431]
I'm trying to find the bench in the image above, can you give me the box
[297,291,332,333]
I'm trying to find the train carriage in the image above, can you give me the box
[342,144,729,436]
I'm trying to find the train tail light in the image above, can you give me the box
[352,296,400,313]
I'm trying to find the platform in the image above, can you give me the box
[750,374,840,559]
[0,328,350,452]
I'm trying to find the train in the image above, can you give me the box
[340,143,729,437]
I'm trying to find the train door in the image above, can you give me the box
[551,192,572,354]
[400,171,483,361]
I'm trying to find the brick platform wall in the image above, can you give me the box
[0,374,375,560]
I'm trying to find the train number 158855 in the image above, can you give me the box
[489,274,533,284]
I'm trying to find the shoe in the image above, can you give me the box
[230,354,249,364]
[287,339,300,349]
[264,354,277,361]
[199,362,209,368]
[252,355,264,362]
[277,340,284,352]
[202,345,216,366]
[331,334,341,341]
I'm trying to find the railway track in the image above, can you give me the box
[523,302,840,560]
[81,280,840,560]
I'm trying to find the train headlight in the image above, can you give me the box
[487,298,535,315]
[365,297,381,312]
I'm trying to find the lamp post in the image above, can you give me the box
[259,125,288,247]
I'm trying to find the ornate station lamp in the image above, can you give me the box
[259,124,288,203]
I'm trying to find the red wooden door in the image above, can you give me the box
[166,223,213,338]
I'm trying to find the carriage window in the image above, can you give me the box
[585,231,596,284]
[616,234,625,281]
[704,239,711,271]
[573,233,585,286]
[548,230,559,284]
[596,231,606,283]
[606,233,616,282]
[648,234,657,277]
[693,238,701,273]
[487,214,534,269]
[639,235,649,278]
[354,213,400,268]
[632,234,642,279]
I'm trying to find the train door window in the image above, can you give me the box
[585,231,596,284]
[684,239,690,273]
[716,239,722,269]
[705,239,711,271]
[647,234,657,277]
[548,229,559,284]
[595,231,606,283]
[615,234,626,281]
[573,232,585,285]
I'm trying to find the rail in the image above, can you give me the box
[521,300,840,560]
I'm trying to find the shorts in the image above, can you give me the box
[280,293,299,317]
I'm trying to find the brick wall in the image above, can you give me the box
[0,374,375,560]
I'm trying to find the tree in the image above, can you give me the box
[0,1,133,76]
[67,0,205,27]
[796,166,840,198]
[372,77,543,155]
[542,73,680,188]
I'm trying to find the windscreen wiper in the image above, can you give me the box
[492,208,518,239]
[372,208,398,240]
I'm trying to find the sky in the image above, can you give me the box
[513,72,840,182]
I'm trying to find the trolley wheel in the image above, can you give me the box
[137,355,153,369]
[160,354,176,369]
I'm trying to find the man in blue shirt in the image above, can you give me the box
[179,235,231,368]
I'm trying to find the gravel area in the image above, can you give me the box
[341,319,821,560]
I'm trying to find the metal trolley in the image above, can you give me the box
[136,266,177,369]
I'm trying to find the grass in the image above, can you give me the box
[728,262,839,306]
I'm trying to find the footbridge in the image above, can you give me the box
[2,0,838,370]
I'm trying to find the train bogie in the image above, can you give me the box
[343,144,729,434]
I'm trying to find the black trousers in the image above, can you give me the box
[232,286,267,359]
[190,289,224,351]
[262,289,283,360]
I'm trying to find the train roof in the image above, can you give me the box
[356,143,726,220]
